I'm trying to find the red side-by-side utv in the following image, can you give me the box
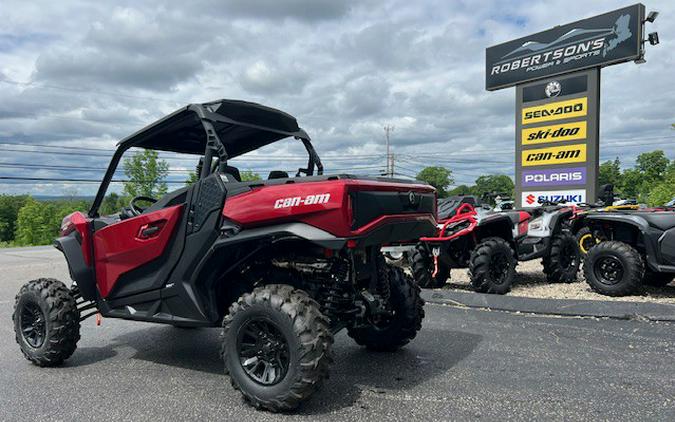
[12,100,438,412]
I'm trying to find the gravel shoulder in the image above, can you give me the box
[440,259,675,305]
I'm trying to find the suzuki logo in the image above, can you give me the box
[526,194,536,205]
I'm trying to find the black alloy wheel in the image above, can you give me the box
[20,301,46,348]
[237,318,290,386]
[489,252,510,285]
[594,256,624,286]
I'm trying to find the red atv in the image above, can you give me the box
[411,197,579,293]
[12,100,437,412]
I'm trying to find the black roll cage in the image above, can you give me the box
[88,103,323,218]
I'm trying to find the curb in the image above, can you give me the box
[422,289,675,322]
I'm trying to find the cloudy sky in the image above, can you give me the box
[0,0,672,196]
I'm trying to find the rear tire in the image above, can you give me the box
[222,284,332,412]
[347,267,424,352]
[583,241,644,296]
[469,237,516,295]
[643,269,674,287]
[13,278,80,367]
[410,244,449,288]
[543,232,580,283]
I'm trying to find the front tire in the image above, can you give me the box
[347,267,424,352]
[222,284,333,412]
[543,232,580,283]
[576,227,598,257]
[13,278,80,367]
[469,237,516,295]
[410,244,449,288]
[583,241,644,296]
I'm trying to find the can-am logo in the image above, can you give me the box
[274,193,331,209]
[522,144,586,167]
[522,167,587,187]
[521,189,586,207]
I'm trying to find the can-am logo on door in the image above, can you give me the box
[522,167,587,187]
[521,189,586,207]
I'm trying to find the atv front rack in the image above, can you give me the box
[420,203,477,242]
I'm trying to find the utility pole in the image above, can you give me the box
[383,125,394,177]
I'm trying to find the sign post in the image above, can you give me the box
[485,4,656,207]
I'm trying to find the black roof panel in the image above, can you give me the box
[117,99,309,157]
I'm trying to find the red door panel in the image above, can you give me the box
[93,205,183,298]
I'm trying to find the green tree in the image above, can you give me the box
[447,185,472,196]
[123,150,169,198]
[648,166,675,206]
[416,166,453,197]
[185,171,199,186]
[598,158,622,187]
[635,150,669,182]
[240,170,262,182]
[0,194,28,243]
[471,175,514,203]
[100,192,124,215]
[15,198,87,246]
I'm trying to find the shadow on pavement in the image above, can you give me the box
[61,324,481,414]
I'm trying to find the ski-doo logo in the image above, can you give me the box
[522,144,586,167]
[274,194,331,209]
[521,190,586,207]
[522,121,586,145]
[522,97,587,125]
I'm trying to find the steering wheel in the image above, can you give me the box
[129,196,157,216]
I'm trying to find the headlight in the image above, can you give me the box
[529,217,543,231]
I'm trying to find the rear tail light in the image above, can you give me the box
[60,215,76,237]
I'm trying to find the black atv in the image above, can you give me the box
[581,210,675,296]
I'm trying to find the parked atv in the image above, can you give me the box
[412,199,579,294]
[12,100,437,412]
[581,210,675,296]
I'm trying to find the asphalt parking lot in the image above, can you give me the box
[1,247,674,421]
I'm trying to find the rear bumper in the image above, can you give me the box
[349,214,437,248]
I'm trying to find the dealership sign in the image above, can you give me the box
[485,4,655,207]
[485,4,645,90]
[521,190,587,207]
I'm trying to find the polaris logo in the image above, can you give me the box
[274,193,331,209]
[522,167,587,187]
[524,171,583,183]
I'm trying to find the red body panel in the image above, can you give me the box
[93,205,183,298]
[222,179,435,238]
[66,211,93,266]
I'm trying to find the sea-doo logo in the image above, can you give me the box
[522,121,586,145]
[522,97,587,125]
[521,190,586,207]
[522,167,587,187]
[522,144,586,167]
[545,81,561,97]
[274,193,331,209]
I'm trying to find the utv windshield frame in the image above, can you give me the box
[88,100,323,217]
